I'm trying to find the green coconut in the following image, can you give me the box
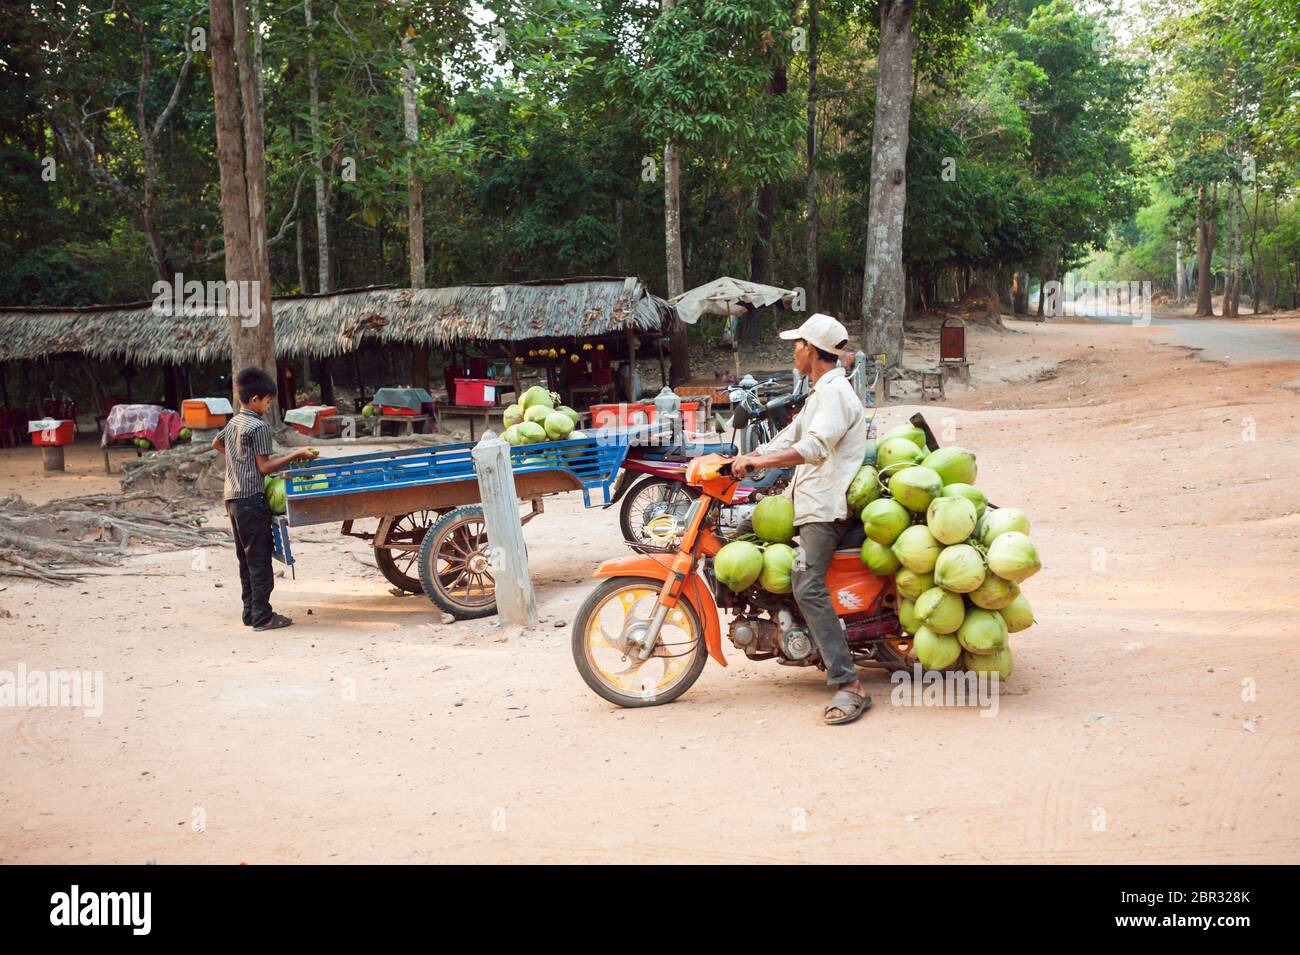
[980,507,1031,545]
[880,423,927,448]
[520,385,555,411]
[915,625,963,670]
[861,538,901,576]
[361,403,376,417]
[999,593,1036,633]
[557,405,582,425]
[968,572,1020,610]
[892,524,941,574]
[846,465,882,514]
[502,424,525,446]
[922,446,978,486]
[502,404,524,428]
[933,543,987,594]
[758,543,798,594]
[889,465,943,513]
[752,495,796,544]
[957,607,1009,656]
[265,477,287,515]
[714,541,764,592]
[516,421,547,444]
[926,495,978,545]
[861,498,910,545]
[524,404,552,425]
[963,647,1012,679]
[939,483,987,520]
[898,597,920,634]
[875,437,926,475]
[894,568,934,601]
[986,531,1041,583]
[915,586,966,634]
[543,411,575,440]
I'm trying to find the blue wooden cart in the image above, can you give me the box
[276,434,629,619]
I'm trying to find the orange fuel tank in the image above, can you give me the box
[824,549,892,616]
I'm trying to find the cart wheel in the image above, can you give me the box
[373,510,439,593]
[418,505,497,619]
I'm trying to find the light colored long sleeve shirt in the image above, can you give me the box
[756,367,867,525]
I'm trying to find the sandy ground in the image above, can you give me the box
[2,313,1298,864]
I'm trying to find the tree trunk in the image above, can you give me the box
[210,0,275,408]
[746,61,788,347]
[805,0,820,315]
[1195,183,1216,317]
[305,0,330,294]
[1175,238,1184,304]
[1249,179,1262,314]
[234,0,276,396]
[660,3,690,386]
[1012,271,1028,315]
[860,1,917,368]
[401,15,431,391]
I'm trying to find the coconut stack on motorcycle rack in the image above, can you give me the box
[711,413,1040,678]
[854,413,1039,676]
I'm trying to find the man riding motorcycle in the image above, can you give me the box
[730,313,870,725]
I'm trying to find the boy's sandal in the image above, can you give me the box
[253,613,293,631]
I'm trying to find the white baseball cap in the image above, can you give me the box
[778,313,851,356]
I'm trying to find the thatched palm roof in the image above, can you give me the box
[0,277,669,364]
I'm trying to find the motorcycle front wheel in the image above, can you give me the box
[572,577,708,708]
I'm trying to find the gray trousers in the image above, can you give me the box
[792,519,858,685]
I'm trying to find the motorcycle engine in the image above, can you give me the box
[775,609,816,663]
[727,609,817,664]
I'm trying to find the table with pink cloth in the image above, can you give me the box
[100,404,185,450]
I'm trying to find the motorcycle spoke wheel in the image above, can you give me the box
[578,583,703,704]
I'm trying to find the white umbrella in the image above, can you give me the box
[668,277,802,385]
[669,277,800,325]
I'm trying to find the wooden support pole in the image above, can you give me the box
[471,432,538,626]
[42,446,66,472]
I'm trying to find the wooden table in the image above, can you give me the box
[439,405,506,441]
[320,414,432,439]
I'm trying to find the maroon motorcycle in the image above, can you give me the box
[608,377,805,551]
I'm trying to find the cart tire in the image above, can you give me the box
[373,510,440,593]
[618,477,699,553]
[418,505,498,619]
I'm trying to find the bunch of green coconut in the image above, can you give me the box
[851,422,1040,678]
[712,495,802,595]
[501,386,587,449]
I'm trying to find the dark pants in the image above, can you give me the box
[226,495,275,626]
[791,518,858,686]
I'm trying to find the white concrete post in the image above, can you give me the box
[471,431,538,626]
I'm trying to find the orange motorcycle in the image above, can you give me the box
[572,454,912,707]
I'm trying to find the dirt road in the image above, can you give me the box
[2,316,1297,863]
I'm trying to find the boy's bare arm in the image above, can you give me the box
[211,435,225,453]
[256,449,315,475]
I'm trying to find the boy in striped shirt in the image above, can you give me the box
[212,367,315,631]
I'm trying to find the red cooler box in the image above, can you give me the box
[453,378,498,407]
[30,419,75,446]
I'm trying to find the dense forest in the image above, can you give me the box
[2,0,1297,372]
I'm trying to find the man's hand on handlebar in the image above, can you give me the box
[731,452,763,479]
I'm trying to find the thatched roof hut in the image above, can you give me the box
[0,277,669,364]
